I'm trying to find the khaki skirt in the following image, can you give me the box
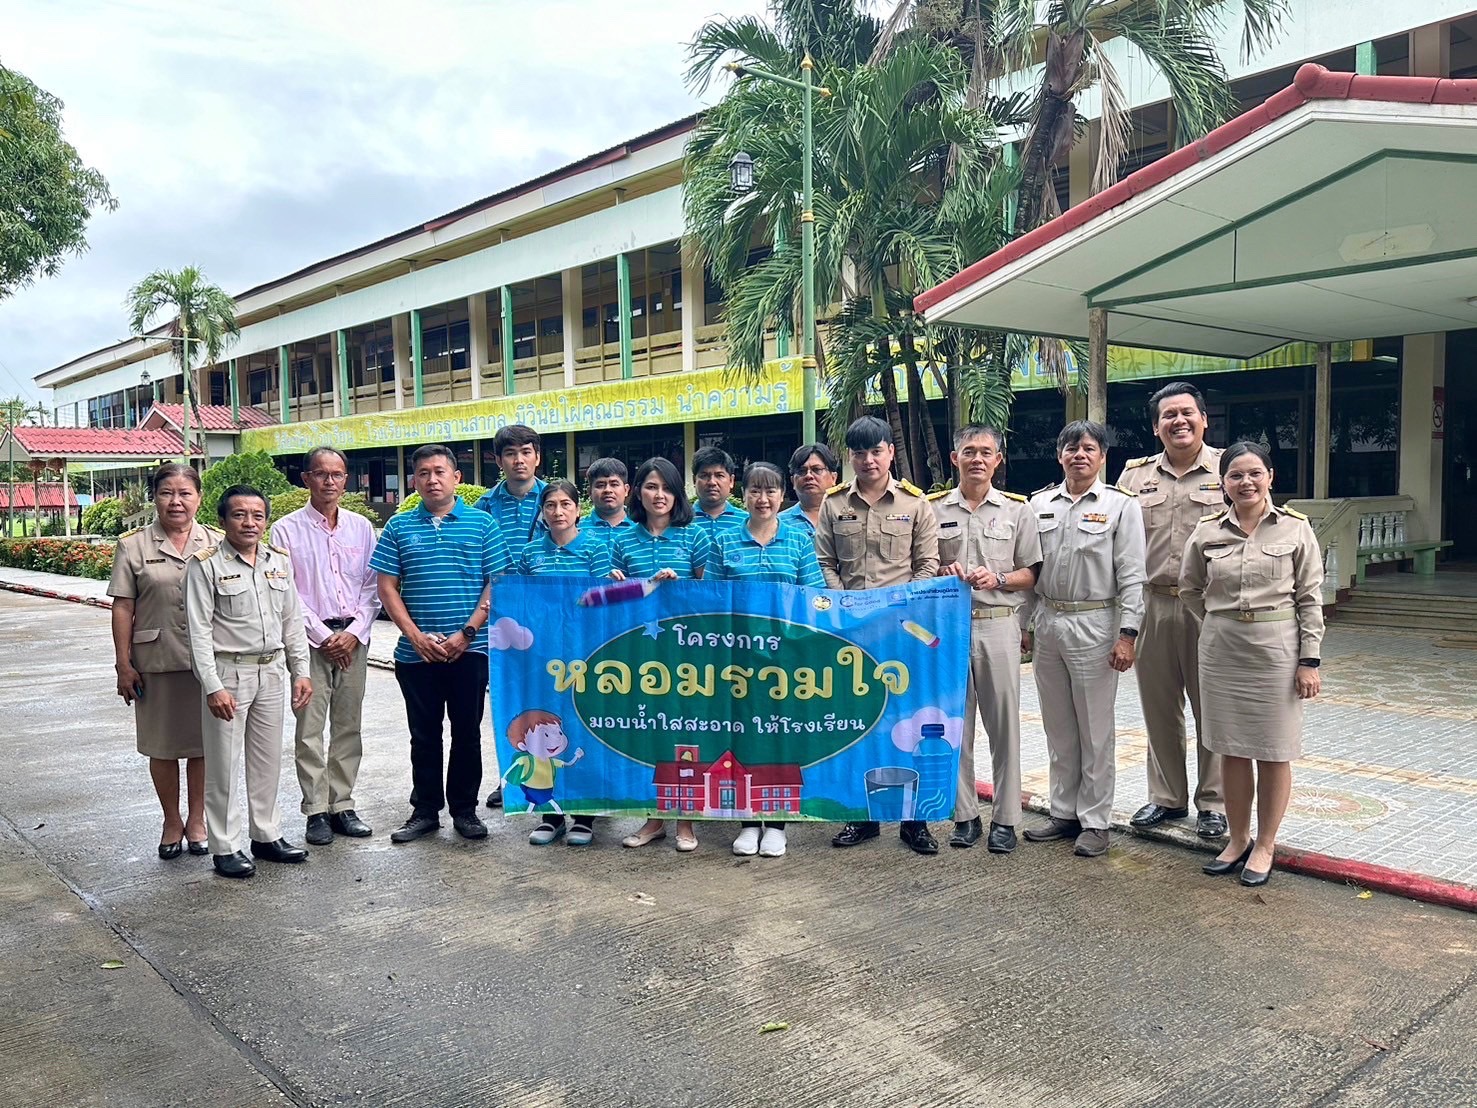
[1199,616,1304,762]
[134,670,206,759]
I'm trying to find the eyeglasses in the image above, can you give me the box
[795,466,832,476]
[308,471,348,483]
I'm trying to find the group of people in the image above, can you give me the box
[110,379,1323,888]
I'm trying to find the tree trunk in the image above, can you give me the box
[879,362,912,485]
[1016,31,1084,233]
[902,331,945,489]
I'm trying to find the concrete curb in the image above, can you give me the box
[0,580,112,609]
[977,781,1477,914]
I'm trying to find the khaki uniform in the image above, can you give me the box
[185,542,310,855]
[815,479,939,589]
[931,487,1042,826]
[106,521,220,759]
[1180,505,1325,762]
[1117,446,1225,813]
[1028,479,1146,831]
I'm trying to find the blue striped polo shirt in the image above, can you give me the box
[709,520,825,586]
[779,503,818,537]
[579,513,636,553]
[610,523,712,579]
[369,501,512,663]
[515,529,613,578]
[473,478,547,560]
[692,503,749,540]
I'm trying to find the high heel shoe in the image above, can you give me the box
[158,840,183,860]
[1202,840,1253,877]
[187,840,209,856]
[1240,865,1273,888]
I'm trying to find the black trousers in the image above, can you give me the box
[395,653,488,819]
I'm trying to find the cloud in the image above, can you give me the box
[890,708,964,753]
[487,616,533,651]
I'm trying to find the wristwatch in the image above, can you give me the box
[1118,628,1139,640]
[993,571,1008,591]
[460,625,477,641]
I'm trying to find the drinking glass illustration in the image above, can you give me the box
[864,766,919,821]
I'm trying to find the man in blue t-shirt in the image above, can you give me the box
[581,456,636,548]
[474,424,547,561]
[691,446,748,538]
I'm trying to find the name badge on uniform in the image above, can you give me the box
[1139,483,1158,493]
[836,513,858,521]
[885,513,911,522]
[939,520,961,530]
[1038,512,1055,519]
[1083,512,1109,523]
[220,573,241,581]
[144,557,165,564]
[1204,542,1230,550]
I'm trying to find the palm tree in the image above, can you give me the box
[125,266,240,459]
[686,4,1014,487]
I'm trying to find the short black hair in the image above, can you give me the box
[150,462,200,496]
[845,416,892,452]
[1148,381,1206,425]
[217,484,269,521]
[742,461,785,491]
[539,479,581,509]
[494,424,541,455]
[630,457,694,527]
[303,446,348,472]
[953,424,1004,452]
[1220,440,1274,477]
[691,446,737,478]
[788,442,839,476]
[410,444,457,471]
[586,457,628,483]
[1056,420,1110,454]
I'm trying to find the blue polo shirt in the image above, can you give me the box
[473,478,547,560]
[779,503,817,537]
[515,529,613,578]
[610,523,712,579]
[709,520,825,586]
[579,513,637,552]
[692,503,749,540]
[369,501,512,664]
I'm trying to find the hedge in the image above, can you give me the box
[0,538,115,580]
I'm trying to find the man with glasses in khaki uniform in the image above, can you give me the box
[1116,382,1227,841]
[930,425,1041,854]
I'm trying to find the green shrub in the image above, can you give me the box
[268,488,381,526]
[396,483,488,514]
[198,451,290,523]
[82,497,125,536]
[0,537,114,579]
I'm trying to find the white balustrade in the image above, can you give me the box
[1357,509,1411,560]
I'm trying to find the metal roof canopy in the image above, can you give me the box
[916,65,1477,359]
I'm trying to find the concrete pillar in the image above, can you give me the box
[565,431,576,481]
[562,267,581,388]
[683,421,696,492]
[1313,343,1332,499]
[467,293,488,401]
[392,313,410,411]
[1087,308,1108,424]
[680,239,700,374]
[1409,22,1451,77]
[1400,333,1446,541]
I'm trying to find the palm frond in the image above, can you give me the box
[1087,34,1130,195]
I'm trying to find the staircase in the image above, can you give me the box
[1335,585,1477,635]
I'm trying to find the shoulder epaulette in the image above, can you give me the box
[826,483,850,497]
[899,480,923,497]
[1030,483,1057,497]
[204,524,225,536]
[1124,456,1153,470]
[1283,507,1308,520]
[268,543,290,556]
[1001,490,1027,503]
[926,488,951,501]
[192,546,217,561]
[119,526,144,539]
[1113,484,1137,497]
[1199,510,1226,522]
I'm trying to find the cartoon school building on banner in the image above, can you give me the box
[653,745,802,819]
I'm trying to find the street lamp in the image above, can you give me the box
[135,331,197,466]
[723,55,830,445]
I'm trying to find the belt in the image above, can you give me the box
[1148,583,1181,598]
[1040,598,1116,614]
[1209,609,1295,623]
[323,618,353,631]
[215,650,283,664]
[971,606,1016,621]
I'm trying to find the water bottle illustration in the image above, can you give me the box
[912,723,954,820]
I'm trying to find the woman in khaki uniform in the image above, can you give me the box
[1180,441,1324,888]
[108,463,219,859]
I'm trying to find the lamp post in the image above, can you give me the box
[136,331,196,466]
[724,55,829,445]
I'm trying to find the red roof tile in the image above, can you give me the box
[0,485,80,508]
[144,403,275,431]
[11,426,190,458]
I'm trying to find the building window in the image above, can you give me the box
[209,371,227,406]
[249,370,270,406]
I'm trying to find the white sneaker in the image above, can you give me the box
[732,826,761,856]
[759,826,787,857]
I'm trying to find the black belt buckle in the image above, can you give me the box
[324,618,352,631]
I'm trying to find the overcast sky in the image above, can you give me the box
[0,0,770,403]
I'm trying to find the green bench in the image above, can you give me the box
[1355,540,1453,582]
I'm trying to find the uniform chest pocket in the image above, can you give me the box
[1252,542,1297,584]
[1202,544,1237,585]
[831,519,865,561]
[1190,490,1223,510]
[879,517,912,561]
[216,579,254,617]
[1076,519,1111,536]
[1137,491,1170,523]
[1036,517,1061,554]
[937,522,963,567]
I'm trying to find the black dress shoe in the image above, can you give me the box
[486,786,503,809]
[899,821,939,855]
[390,813,440,843]
[331,810,372,837]
[250,838,308,863]
[1130,803,1189,828]
[1023,817,1081,843]
[1203,840,1254,877]
[831,821,880,847]
[187,840,209,856]
[213,851,255,879]
[949,817,983,848]
[987,823,1017,854]
[158,840,183,860]
[304,814,333,846]
[1240,865,1272,888]
[1196,811,1229,839]
[452,813,488,840]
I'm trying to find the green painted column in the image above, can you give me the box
[336,330,351,417]
[617,252,633,380]
[500,285,515,395]
[229,357,239,424]
[410,309,425,407]
[1356,41,1376,75]
[775,222,790,357]
[278,346,291,422]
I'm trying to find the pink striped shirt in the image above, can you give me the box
[271,502,380,647]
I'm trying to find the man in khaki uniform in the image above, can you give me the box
[816,416,941,854]
[931,425,1042,854]
[1023,421,1146,858]
[186,484,314,879]
[1116,381,1227,839]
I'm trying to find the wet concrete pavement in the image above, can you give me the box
[2,593,1475,1107]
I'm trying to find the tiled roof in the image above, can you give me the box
[0,484,80,508]
[143,403,276,431]
[10,426,190,458]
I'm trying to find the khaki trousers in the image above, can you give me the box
[203,659,286,855]
[954,615,1023,825]
[1031,607,1119,831]
[293,642,368,816]
[1135,592,1223,812]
